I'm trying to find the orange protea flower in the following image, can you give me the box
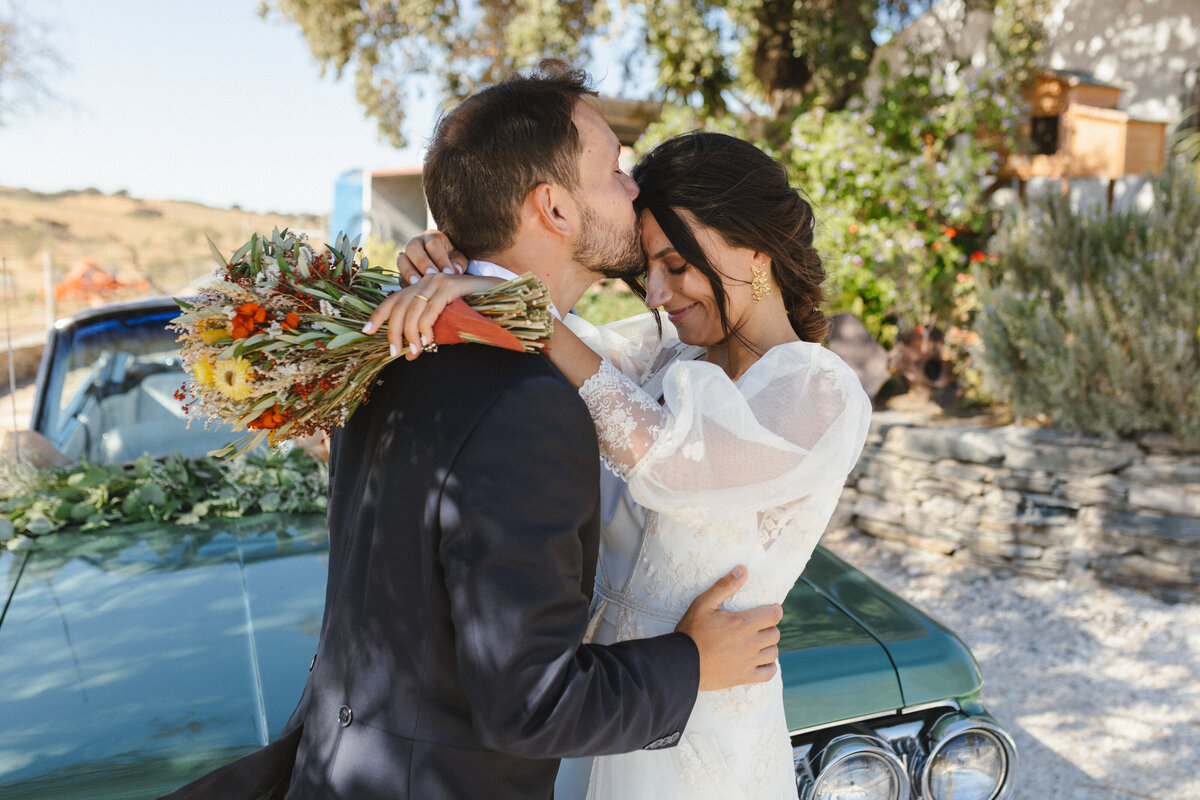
[281,311,300,331]
[969,251,987,263]
[248,404,288,430]
[232,302,269,339]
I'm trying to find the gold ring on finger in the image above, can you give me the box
[414,294,431,303]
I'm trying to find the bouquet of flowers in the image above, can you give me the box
[172,228,553,458]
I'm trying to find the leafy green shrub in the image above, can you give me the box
[575,280,650,325]
[974,161,1200,443]
[785,56,1021,345]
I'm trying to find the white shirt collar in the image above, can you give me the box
[466,259,561,320]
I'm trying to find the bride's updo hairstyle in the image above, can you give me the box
[630,132,829,344]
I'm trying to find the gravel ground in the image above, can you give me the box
[821,525,1200,800]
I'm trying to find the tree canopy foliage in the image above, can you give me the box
[269,0,1049,345]
[263,0,980,146]
[0,4,58,126]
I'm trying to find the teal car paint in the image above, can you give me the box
[0,515,328,799]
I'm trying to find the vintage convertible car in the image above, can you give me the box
[0,299,1017,799]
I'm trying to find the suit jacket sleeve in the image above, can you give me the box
[438,372,700,759]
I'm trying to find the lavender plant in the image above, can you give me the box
[974,160,1200,443]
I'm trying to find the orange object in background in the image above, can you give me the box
[53,259,148,305]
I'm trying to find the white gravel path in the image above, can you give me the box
[822,525,1200,800]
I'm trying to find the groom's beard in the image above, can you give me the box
[573,203,647,280]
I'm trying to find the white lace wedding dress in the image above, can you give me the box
[559,312,872,800]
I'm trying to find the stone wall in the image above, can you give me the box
[837,412,1200,600]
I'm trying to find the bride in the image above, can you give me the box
[369,131,871,799]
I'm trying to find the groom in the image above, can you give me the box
[163,61,781,800]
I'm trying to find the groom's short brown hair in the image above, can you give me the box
[422,59,596,256]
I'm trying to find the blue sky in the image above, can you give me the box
[0,1,641,216]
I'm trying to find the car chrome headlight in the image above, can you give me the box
[805,733,910,800]
[919,713,1017,800]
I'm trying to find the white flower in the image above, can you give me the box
[256,260,281,288]
[319,299,340,318]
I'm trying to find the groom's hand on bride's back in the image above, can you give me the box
[675,566,783,691]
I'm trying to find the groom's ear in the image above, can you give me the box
[527,182,575,238]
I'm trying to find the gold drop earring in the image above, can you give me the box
[751,264,772,303]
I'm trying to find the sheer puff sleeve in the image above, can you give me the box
[563,312,702,390]
[578,339,872,519]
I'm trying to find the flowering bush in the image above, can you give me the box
[786,58,1020,345]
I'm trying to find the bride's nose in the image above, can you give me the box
[645,269,672,309]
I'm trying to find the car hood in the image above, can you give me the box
[0,521,983,796]
[781,546,982,732]
[0,513,329,799]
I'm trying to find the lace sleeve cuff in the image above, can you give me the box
[578,359,666,480]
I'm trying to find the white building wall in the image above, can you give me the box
[1042,0,1200,123]
[884,0,1200,126]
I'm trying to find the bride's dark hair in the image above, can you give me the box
[629,132,829,344]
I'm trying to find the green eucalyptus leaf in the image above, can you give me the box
[26,516,55,536]
[207,235,228,269]
[328,331,367,349]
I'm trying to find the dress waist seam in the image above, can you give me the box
[593,581,682,625]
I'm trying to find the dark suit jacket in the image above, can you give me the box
[164,344,698,800]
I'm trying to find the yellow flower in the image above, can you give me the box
[213,357,255,401]
[193,358,216,387]
[199,325,231,344]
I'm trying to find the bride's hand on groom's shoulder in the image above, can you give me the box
[363,270,502,360]
[676,566,783,692]
[397,229,470,281]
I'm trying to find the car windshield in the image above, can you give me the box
[38,308,243,462]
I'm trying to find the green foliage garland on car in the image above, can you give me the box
[0,449,328,544]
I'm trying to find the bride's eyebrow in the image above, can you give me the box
[651,246,677,260]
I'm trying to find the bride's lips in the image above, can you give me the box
[666,303,696,324]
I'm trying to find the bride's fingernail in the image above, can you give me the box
[362,322,373,333]
[443,267,455,274]
[409,343,419,356]
[389,344,398,358]
[408,275,420,285]
[419,334,428,347]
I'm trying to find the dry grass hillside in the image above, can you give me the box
[0,186,325,340]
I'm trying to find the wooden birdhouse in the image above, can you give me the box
[1002,69,1168,186]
